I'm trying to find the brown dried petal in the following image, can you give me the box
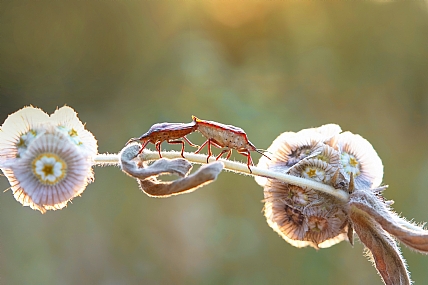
[138,162,224,197]
[350,206,411,285]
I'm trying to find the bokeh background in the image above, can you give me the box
[1,1,428,284]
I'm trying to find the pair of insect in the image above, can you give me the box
[126,116,270,173]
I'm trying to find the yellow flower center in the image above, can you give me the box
[69,128,78,137]
[16,129,38,157]
[341,152,361,177]
[32,153,67,185]
[17,137,26,147]
[302,167,325,182]
[349,157,358,167]
[307,169,317,178]
[42,164,54,175]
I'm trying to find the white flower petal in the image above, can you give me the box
[50,106,86,132]
[0,106,49,135]
[50,106,98,156]
[336,131,383,189]
[0,106,49,160]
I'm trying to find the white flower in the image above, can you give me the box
[334,131,383,189]
[0,106,97,213]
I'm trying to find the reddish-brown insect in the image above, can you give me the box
[192,116,270,173]
[126,121,198,158]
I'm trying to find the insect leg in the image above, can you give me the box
[137,140,150,155]
[195,139,223,163]
[206,139,213,163]
[195,140,209,154]
[183,136,198,148]
[225,149,233,160]
[155,141,162,158]
[237,150,253,173]
[216,149,232,161]
[208,140,225,162]
[167,140,186,158]
[209,140,223,149]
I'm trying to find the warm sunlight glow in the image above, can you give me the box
[203,1,273,27]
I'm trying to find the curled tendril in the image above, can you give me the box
[120,144,224,197]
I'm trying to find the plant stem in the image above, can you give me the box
[93,150,350,202]
[93,153,120,165]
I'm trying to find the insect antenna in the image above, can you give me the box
[3,186,11,193]
[255,148,272,160]
[125,138,140,146]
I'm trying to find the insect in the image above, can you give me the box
[126,121,198,158]
[192,116,270,173]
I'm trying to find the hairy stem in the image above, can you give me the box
[93,150,349,202]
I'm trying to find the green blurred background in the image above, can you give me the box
[1,1,428,284]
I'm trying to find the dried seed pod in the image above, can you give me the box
[303,205,348,248]
[264,198,309,247]
[263,177,350,249]
[264,181,319,210]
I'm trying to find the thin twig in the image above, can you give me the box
[93,149,350,202]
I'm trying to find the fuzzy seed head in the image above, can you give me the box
[257,124,383,249]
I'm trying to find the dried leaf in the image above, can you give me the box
[351,190,428,254]
[138,162,224,197]
[120,144,192,179]
[347,222,354,246]
[350,195,411,285]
